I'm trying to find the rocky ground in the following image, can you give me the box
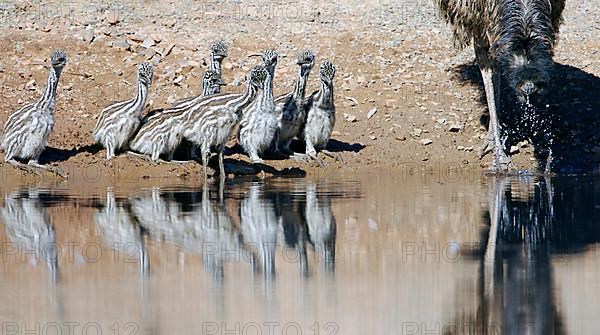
[0,0,598,182]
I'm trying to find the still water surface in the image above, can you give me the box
[0,174,599,334]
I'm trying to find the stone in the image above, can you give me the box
[367,108,377,119]
[142,38,156,49]
[419,139,433,146]
[448,123,463,132]
[112,39,131,51]
[25,80,36,90]
[343,113,357,123]
[411,128,423,137]
[510,145,520,154]
[344,96,358,106]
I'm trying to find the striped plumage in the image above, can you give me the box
[130,74,240,162]
[181,65,268,180]
[1,50,67,176]
[93,62,153,160]
[172,70,225,108]
[128,105,188,162]
[239,50,278,163]
[209,41,228,94]
[302,60,336,157]
[275,50,315,154]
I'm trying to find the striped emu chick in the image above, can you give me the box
[1,50,67,177]
[93,62,153,160]
[208,41,228,95]
[302,60,337,160]
[275,50,315,154]
[181,65,268,181]
[172,70,225,108]
[239,50,278,163]
[436,0,565,171]
[130,72,236,162]
[128,106,188,163]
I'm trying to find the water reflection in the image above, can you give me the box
[95,190,149,277]
[1,188,63,317]
[3,175,600,334]
[447,176,600,335]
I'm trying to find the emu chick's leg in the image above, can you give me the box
[293,152,325,168]
[218,144,226,181]
[6,159,42,175]
[201,150,209,184]
[321,150,344,164]
[106,142,115,160]
[28,160,66,178]
[475,40,511,171]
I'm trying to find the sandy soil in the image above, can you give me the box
[0,0,598,182]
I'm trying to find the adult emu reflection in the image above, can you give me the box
[436,0,565,171]
[446,176,600,334]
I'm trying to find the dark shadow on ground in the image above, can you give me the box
[454,62,600,174]
[39,144,102,164]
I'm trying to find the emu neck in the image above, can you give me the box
[292,66,310,105]
[259,74,274,109]
[201,82,211,96]
[266,64,276,91]
[132,77,149,112]
[318,80,334,108]
[39,66,61,109]
[210,54,223,78]
[231,82,258,115]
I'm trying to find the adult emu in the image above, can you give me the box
[436,0,565,171]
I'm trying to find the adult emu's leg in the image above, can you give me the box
[475,38,511,171]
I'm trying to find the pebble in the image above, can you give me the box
[106,13,120,25]
[142,38,156,48]
[447,123,463,132]
[344,113,357,122]
[411,128,423,137]
[25,80,36,90]
[344,96,358,106]
[367,108,377,119]
[510,146,520,154]
[419,139,433,146]
[112,39,131,51]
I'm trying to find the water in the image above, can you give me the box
[1,174,600,334]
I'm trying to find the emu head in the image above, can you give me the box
[210,41,228,61]
[249,65,268,90]
[50,50,67,69]
[297,50,315,76]
[493,0,559,103]
[137,62,154,86]
[319,60,336,86]
[202,70,225,95]
[261,50,279,67]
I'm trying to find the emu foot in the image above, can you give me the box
[487,152,512,173]
[321,150,344,164]
[478,131,494,159]
[7,159,42,176]
[29,162,67,178]
[293,153,326,168]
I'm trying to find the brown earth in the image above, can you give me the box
[0,0,598,183]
